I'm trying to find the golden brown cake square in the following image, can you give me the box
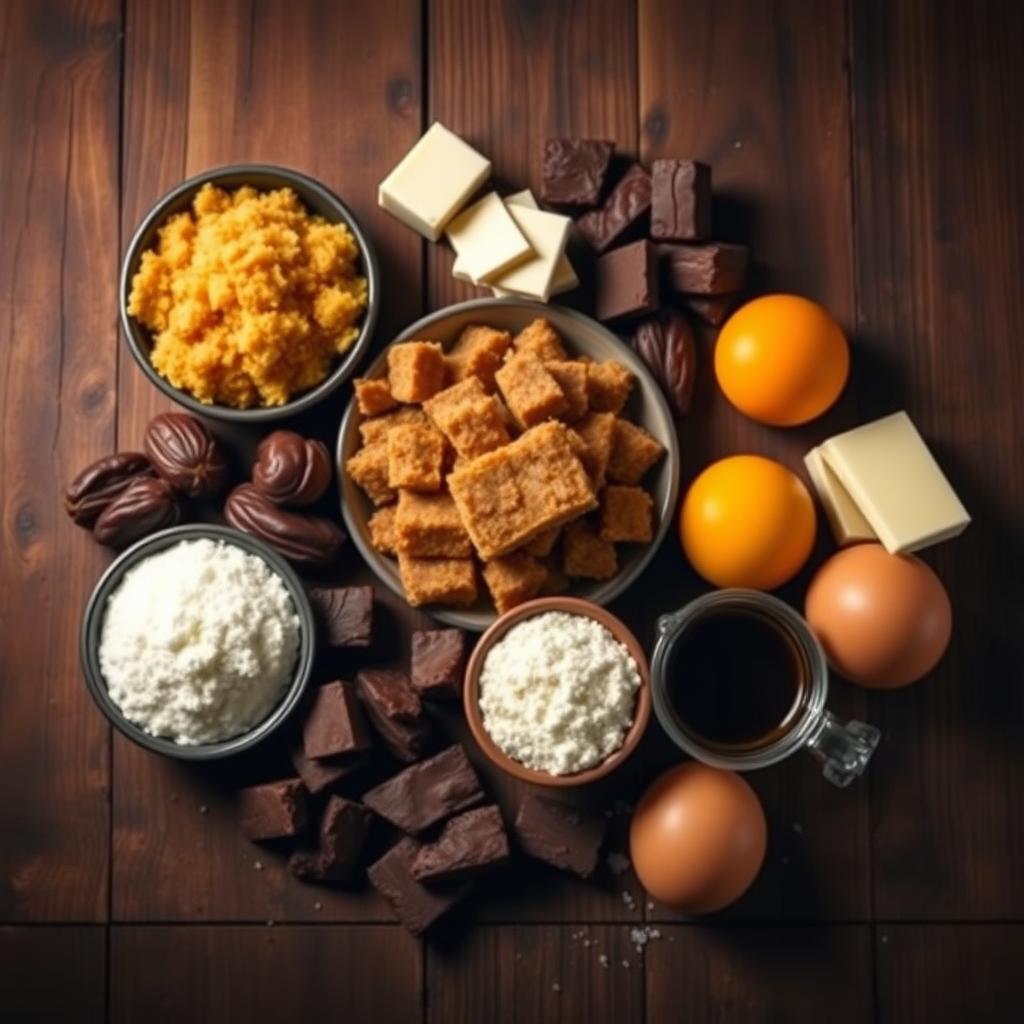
[368,504,398,555]
[599,485,654,543]
[482,551,548,613]
[563,520,618,580]
[395,489,473,557]
[387,423,445,492]
[388,341,448,402]
[522,526,560,558]
[586,360,634,413]
[398,554,478,607]
[424,378,510,459]
[446,324,511,392]
[546,360,589,422]
[359,406,428,446]
[573,411,617,489]
[607,418,666,485]
[346,443,396,507]
[511,317,568,362]
[354,377,398,417]
[495,352,568,428]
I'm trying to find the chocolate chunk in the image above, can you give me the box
[309,586,373,648]
[659,242,748,295]
[289,795,372,884]
[303,681,372,760]
[356,669,431,763]
[684,292,739,326]
[576,163,652,253]
[411,805,510,884]
[239,779,307,841]
[410,629,467,700]
[368,837,470,935]
[633,308,699,417]
[595,240,659,322]
[541,138,614,206]
[362,745,484,834]
[512,793,606,878]
[290,739,367,796]
[650,159,712,241]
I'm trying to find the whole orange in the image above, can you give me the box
[680,454,816,589]
[715,294,849,426]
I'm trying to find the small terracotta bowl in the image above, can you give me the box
[463,596,651,788]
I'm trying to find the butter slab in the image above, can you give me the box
[804,445,876,546]
[446,191,533,283]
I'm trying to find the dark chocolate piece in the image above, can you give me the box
[633,308,699,417]
[576,163,652,253]
[512,793,606,878]
[290,739,366,796]
[356,669,431,763]
[595,240,659,322]
[411,805,510,883]
[541,138,614,206]
[362,746,484,834]
[308,585,373,648]
[410,629,467,700]
[368,837,470,935]
[239,779,307,841]
[651,159,712,241]
[303,681,372,760]
[289,795,372,884]
[684,292,738,326]
[659,242,748,295]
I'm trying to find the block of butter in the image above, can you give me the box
[804,445,876,546]
[819,411,970,554]
[487,203,571,301]
[378,122,491,242]
[446,191,533,283]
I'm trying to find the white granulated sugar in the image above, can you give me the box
[99,538,300,745]
[478,611,640,775]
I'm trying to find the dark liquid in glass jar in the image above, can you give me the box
[666,609,808,748]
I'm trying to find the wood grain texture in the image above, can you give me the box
[876,925,1021,1023]
[0,0,121,921]
[0,925,106,1022]
[427,925,642,1023]
[851,0,1024,919]
[110,924,421,1021]
[638,0,870,922]
[646,926,873,1024]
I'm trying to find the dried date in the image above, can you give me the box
[252,430,332,507]
[144,412,227,499]
[93,476,181,549]
[224,483,346,566]
[632,308,698,417]
[64,452,155,527]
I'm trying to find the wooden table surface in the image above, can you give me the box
[2,0,1022,1020]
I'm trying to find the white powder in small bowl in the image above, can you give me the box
[478,611,641,775]
[98,538,301,745]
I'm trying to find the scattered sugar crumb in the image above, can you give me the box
[621,959,631,968]
[266,919,275,927]
[552,982,561,993]
[253,860,263,871]
[598,954,609,968]
[646,901,655,912]
[606,852,630,875]
[630,926,663,956]
[620,891,637,910]
[313,901,323,911]
[199,805,209,815]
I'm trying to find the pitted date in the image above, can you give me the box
[224,483,346,565]
[632,308,698,417]
[252,430,332,507]
[93,476,181,548]
[144,412,227,499]
[64,452,155,527]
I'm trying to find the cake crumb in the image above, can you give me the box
[599,954,609,968]
[253,860,263,872]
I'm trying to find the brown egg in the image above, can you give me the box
[805,542,952,689]
[630,763,767,914]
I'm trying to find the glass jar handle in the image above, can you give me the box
[805,711,881,787]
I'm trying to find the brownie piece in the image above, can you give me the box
[595,240,659,322]
[290,739,366,796]
[576,163,652,253]
[368,837,470,935]
[650,159,712,241]
[410,805,510,883]
[308,585,373,648]
[356,669,431,763]
[659,241,748,295]
[684,292,738,326]
[542,138,614,206]
[303,681,372,760]
[362,745,484,834]
[289,795,373,884]
[512,792,606,878]
[411,629,467,700]
[239,779,307,841]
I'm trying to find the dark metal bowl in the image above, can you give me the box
[119,163,380,422]
[80,524,316,760]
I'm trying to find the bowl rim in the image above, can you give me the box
[118,162,381,423]
[79,523,316,760]
[335,296,681,631]
[462,596,652,787]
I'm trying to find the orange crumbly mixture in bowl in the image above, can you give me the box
[127,183,368,408]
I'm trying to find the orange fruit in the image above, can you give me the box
[680,454,816,590]
[715,294,849,426]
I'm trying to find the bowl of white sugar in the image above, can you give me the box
[464,596,651,787]
[80,524,316,760]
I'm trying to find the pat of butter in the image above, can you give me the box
[378,122,491,242]
[804,445,876,546]
[446,191,533,283]
[819,411,970,554]
[487,204,570,301]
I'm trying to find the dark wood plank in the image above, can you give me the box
[0,0,121,921]
[110,924,421,1021]
[427,925,643,1024]
[876,925,1022,1023]
[851,0,1024,919]
[0,926,106,1022]
[112,0,424,921]
[646,926,873,1024]
[638,0,870,922]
